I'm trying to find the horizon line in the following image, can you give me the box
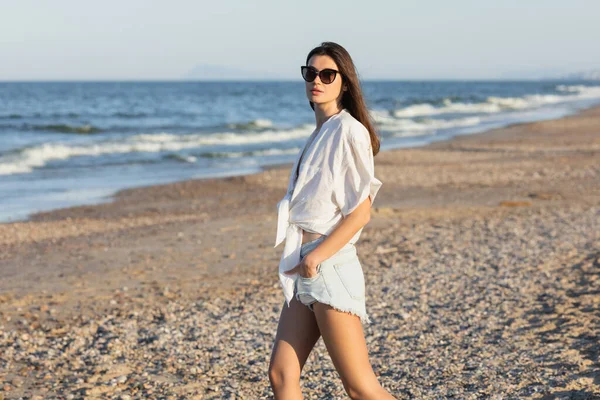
[0,77,591,83]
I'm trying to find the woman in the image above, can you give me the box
[268,42,396,399]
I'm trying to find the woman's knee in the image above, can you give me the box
[268,362,301,389]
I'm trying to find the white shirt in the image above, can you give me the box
[274,108,383,307]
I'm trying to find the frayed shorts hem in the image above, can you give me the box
[296,295,372,325]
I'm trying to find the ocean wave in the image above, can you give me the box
[32,124,103,134]
[1,118,277,135]
[163,147,300,162]
[164,153,198,163]
[195,147,301,159]
[0,122,103,134]
[0,125,314,176]
[225,119,274,130]
[555,84,598,93]
[113,112,148,118]
[0,111,147,121]
[0,114,24,120]
[391,85,600,118]
[371,110,482,134]
[0,112,81,120]
[0,123,106,134]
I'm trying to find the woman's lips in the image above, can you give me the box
[311,89,323,94]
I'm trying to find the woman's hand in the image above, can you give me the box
[283,254,320,278]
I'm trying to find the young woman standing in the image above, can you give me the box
[269,42,396,399]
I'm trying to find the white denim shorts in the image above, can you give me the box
[293,235,371,325]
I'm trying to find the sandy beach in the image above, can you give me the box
[1,106,599,398]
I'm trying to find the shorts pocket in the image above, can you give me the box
[333,258,365,300]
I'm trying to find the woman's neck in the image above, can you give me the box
[314,103,343,130]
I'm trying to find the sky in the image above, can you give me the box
[1,0,599,81]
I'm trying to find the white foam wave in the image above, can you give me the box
[251,119,274,128]
[0,125,314,176]
[168,153,198,163]
[392,85,600,118]
[226,118,274,129]
[372,111,482,135]
[556,84,600,93]
[392,101,498,118]
[208,147,302,159]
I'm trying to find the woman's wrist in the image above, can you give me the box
[303,252,322,269]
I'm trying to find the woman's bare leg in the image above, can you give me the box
[268,296,321,399]
[312,302,396,400]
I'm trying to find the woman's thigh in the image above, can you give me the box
[269,296,321,376]
[312,302,380,391]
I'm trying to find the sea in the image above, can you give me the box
[1,80,600,223]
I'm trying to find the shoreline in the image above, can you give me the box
[2,99,598,225]
[0,104,598,397]
[24,103,600,220]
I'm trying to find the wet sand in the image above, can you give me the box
[0,106,599,398]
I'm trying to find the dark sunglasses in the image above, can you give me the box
[300,66,340,84]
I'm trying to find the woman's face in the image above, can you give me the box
[305,55,344,107]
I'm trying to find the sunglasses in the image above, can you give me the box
[300,66,340,84]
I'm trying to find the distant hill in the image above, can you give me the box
[183,64,290,81]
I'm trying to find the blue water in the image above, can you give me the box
[1,80,600,222]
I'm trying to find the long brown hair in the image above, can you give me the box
[305,42,380,156]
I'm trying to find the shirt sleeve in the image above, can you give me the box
[333,126,383,217]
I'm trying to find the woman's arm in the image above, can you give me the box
[303,195,371,269]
